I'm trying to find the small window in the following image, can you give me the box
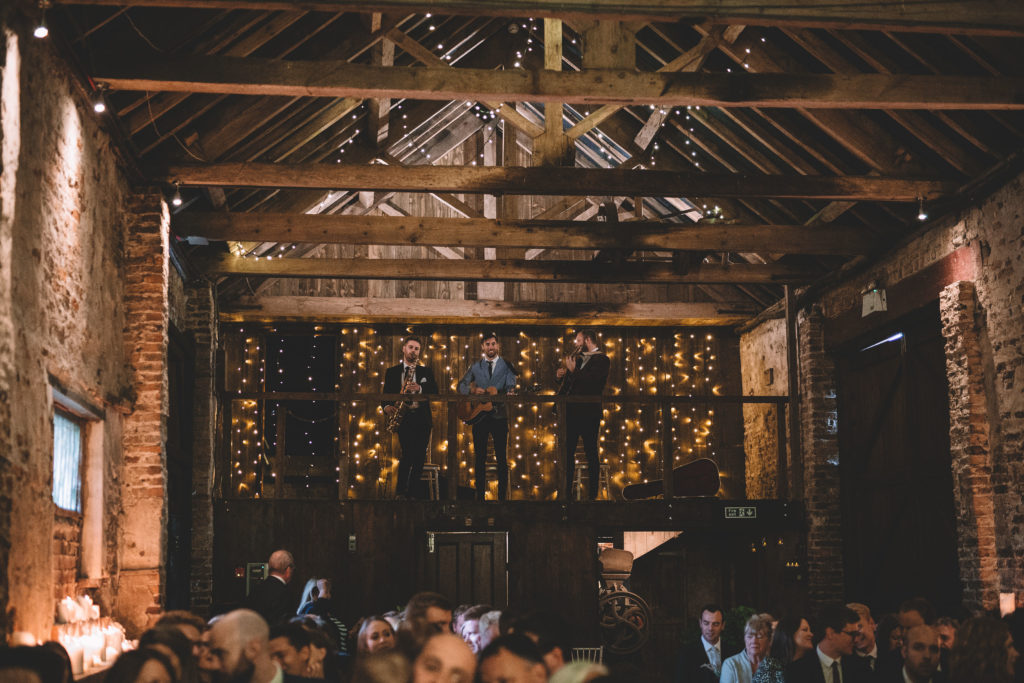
[52,409,83,513]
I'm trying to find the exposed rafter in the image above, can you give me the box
[198,252,818,283]
[176,213,875,255]
[95,57,1024,109]
[57,0,1024,36]
[162,164,954,200]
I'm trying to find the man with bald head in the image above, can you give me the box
[412,632,477,683]
[246,550,296,626]
[889,625,946,683]
[201,609,316,683]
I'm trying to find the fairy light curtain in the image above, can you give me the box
[224,324,727,500]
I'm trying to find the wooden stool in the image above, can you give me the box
[597,464,612,500]
[420,463,441,500]
[484,463,509,500]
[572,462,589,501]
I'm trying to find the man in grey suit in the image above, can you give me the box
[458,333,517,501]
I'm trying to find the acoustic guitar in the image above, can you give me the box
[457,384,498,425]
[621,458,721,500]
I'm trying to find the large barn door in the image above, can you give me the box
[419,532,508,609]
[836,303,961,613]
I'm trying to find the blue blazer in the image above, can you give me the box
[458,357,517,419]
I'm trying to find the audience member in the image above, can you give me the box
[477,634,548,683]
[893,624,945,683]
[0,645,72,683]
[788,605,870,683]
[157,610,208,659]
[674,603,731,683]
[398,592,454,660]
[201,608,309,683]
[721,613,773,683]
[457,604,493,653]
[357,615,397,655]
[294,579,348,653]
[752,615,814,682]
[949,616,1018,683]
[411,632,476,683]
[139,624,200,682]
[247,550,297,626]
[269,622,316,678]
[350,650,411,683]
[478,610,503,652]
[899,599,937,629]
[935,617,958,653]
[105,647,176,683]
[508,609,573,676]
[847,603,881,674]
[875,614,904,655]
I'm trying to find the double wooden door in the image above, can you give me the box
[419,531,508,609]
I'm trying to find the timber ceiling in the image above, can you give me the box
[43,0,1024,325]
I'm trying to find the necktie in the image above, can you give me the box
[868,655,875,671]
[830,661,840,683]
[487,360,494,377]
[708,646,720,676]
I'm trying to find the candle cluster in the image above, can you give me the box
[55,595,130,675]
[225,325,724,500]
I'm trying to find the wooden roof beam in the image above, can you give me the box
[175,213,876,255]
[196,251,819,284]
[161,163,955,200]
[58,0,1024,37]
[95,57,1024,110]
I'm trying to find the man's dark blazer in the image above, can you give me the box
[787,651,873,683]
[672,639,735,683]
[382,363,438,424]
[246,575,293,626]
[878,665,948,683]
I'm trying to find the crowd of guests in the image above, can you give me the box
[2,550,1022,683]
[675,598,1021,683]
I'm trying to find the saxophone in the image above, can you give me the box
[386,365,415,433]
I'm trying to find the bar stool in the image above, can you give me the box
[484,463,510,500]
[420,463,441,500]
[573,463,613,500]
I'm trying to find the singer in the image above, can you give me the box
[555,328,610,500]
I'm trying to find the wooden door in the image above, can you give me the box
[419,532,508,608]
[836,303,961,613]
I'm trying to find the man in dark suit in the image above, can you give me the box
[382,336,438,499]
[673,604,730,683]
[246,549,295,626]
[201,608,319,682]
[884,625,947,683]
[847,602,881,677]
[788,604,872,683]
[555,328,610,500]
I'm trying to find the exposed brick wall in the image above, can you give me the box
[53,513,83,600]
[797,306,843,604]
[185,281,217,613]
[739,318,788,499]
[117,191,170,635]
[940,281,999,611]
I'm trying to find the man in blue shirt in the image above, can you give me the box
[458,333,517,501]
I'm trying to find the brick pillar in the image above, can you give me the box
[117,191,170,636]
[185,280,217,613]
[798,305,843,604]
[940,281,999,611]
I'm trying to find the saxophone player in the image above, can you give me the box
[382,337,438,499]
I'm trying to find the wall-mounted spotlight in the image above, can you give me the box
[92,84,107,114]
[171,182,183,207]
[34,0,51,38]
[917,197,928,222]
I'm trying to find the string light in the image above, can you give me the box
[225,326,723,500]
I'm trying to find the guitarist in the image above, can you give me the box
[457,332,518,501]
[555,328,610,500]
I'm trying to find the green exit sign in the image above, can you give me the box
[724,506,757,519]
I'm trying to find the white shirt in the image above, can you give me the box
[816,646,843,683]
[702,636,722,666]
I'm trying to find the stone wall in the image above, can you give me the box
[740,168,1024,610]
[0,7,171,639]
[739,318,787,498]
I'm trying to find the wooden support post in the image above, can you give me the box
[557,396,569,502]
[775,399,789,499]
[447,402,459,501]
[274,405,286,499]
[784,285,803,500]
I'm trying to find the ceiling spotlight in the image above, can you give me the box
[92,89,106,114]
[917,197,928,221]
[34,1,50,38]
[171,183,183,207]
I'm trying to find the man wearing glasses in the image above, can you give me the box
[788,605,872,683]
